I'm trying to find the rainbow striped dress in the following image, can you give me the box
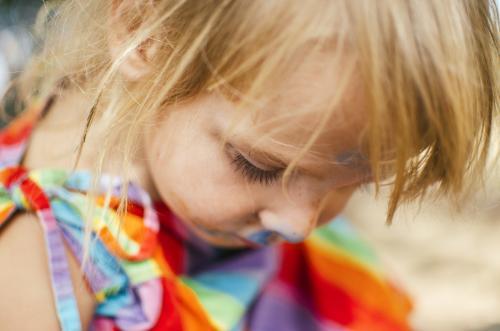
[0,100,412,331]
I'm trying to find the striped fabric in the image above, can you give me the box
[0,101,412,330]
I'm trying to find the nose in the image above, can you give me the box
[257,185,357,243]
[258,202,318,243]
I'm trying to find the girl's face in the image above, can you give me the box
[144,54,370,248]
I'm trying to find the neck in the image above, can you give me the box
[22,89,161,200]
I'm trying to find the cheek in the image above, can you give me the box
[145,120,256,228]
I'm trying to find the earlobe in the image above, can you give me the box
[108,0,157,81]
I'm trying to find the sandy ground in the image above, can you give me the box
[344,154,500,331]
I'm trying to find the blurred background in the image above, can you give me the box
[1,1,499,331]
[344,164,500,331]
[0,0,38,99]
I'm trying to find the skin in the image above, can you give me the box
[143,53,370,247]
[0,54,370,328]
[0,7,371,328]
[18,49,370,248]
[18,51,371,251]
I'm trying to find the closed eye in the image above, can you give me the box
[226,144,283,185]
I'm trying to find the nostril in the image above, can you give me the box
[258,209,316,243]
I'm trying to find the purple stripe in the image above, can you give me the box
[247,282,343,331]
[36,207,82,331]
[60,226,110,293]
[0,143,26,166]
[39,209,59,228]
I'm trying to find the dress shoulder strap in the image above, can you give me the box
[0,96,55,167]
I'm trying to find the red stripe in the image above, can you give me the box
[19,177,51,210]
[278,242,409,330]
[151,278,184,331]
[156,202,185,275]
[1,167,26,187]
[309,253,410,330]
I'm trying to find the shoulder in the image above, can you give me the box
[0,212,95,330]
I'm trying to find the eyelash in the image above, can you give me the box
[230,151,282,185]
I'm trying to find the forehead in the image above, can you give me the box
[223,51,368,169]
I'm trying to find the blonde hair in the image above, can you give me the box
[9,0,500,221]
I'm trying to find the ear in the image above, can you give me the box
[108,0,157,81]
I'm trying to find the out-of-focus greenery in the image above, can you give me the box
[0,0,42,25]
[0,0,43,12]
[0,0,42,126]
[1,0,26,7]
[0,0,47,6]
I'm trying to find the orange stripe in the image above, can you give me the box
[0,204,15,225]
[305,240,412,324]
[174,281,219,331]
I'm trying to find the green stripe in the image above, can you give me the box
[181,277,245,330]
[312,225,381,271]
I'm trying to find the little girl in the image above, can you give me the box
[0,0,497,330]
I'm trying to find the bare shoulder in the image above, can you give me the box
[0,212,95,330]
